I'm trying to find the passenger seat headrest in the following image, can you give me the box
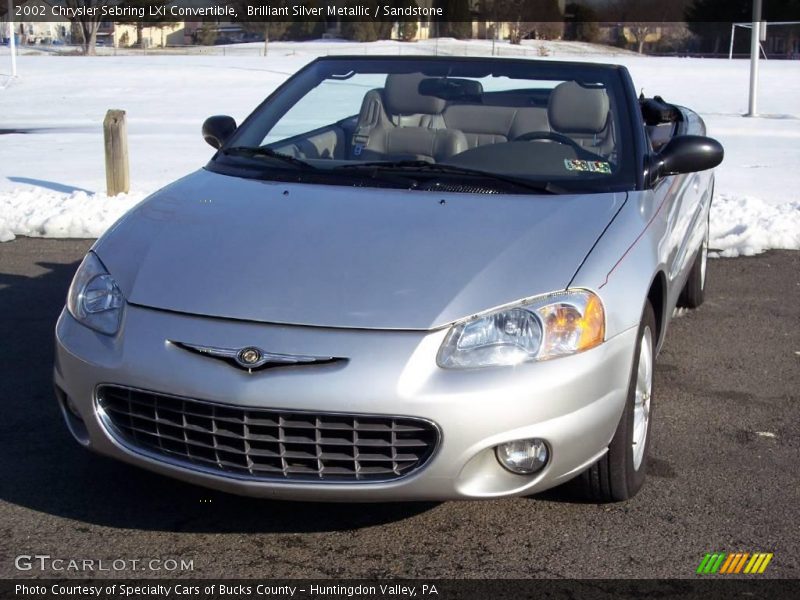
[384,73,447,116]
[548,81,610,134]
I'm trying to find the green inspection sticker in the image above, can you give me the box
[564,159,612,174]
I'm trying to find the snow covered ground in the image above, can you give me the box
[1,38,798,256]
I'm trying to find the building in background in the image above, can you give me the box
[110,22,188,48]
[4,0,71,45]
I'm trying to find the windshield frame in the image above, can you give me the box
[207,56,644,195]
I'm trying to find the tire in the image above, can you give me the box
[577,301,657,502]
[678,215,709,309]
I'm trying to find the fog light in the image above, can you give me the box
[496,439,548,475]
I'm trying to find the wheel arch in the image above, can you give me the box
[646,270,668,350]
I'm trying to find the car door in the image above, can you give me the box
[649,127,707,307]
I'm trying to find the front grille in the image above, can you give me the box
[96,385,439,482]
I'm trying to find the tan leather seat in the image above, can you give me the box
[547,81,616,158]
[442,104,551,148]
[351,73,468,162]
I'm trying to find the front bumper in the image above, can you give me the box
[54,304,637,501]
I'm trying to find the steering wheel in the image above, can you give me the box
[514,131,593,158]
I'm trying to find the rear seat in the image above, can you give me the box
[350,73,468,162]
[443,82,613,159]
[442,104,550,149]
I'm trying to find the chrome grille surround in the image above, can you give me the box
[95,385,440,483]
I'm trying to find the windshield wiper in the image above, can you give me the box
[221,146,316,170]
[336,160,564,194]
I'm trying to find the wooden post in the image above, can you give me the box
[103,109,130,196]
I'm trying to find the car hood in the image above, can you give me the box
[95,170,624,330]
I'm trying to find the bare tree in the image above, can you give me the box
[604,0,689,53]
[627,23,655,54]
[61,0,113,55]
[45,1,173,54]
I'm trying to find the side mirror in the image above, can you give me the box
[202,115,237,149]
[655,135,724,178]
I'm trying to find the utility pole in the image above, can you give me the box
[7,0,17,77]
[747,0,763,117]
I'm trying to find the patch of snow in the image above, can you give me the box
[710,195,800,258]
[0,188,146,242]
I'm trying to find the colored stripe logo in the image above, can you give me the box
[697,552,773,574]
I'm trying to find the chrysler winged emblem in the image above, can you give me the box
[171,341,344,373]
[237,347,263,368]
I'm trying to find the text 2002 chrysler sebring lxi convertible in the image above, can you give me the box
[55,57,723,502]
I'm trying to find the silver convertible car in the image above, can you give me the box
[55,57,723,502]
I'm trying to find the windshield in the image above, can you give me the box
[211,58,637,194]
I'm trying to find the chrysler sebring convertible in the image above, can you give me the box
[54,57,723,502]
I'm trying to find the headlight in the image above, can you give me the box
[67,252,125,335]
[437,290,605,369]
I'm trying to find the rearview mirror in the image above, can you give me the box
[202,115,237,149]
[418,77,483,102]
[656,135,724,177]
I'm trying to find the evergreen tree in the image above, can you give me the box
[686,0,800,54]
[341,20,380,42]
[564,3,600,43]
[497,0,563,44]
[340,1,382,42]
[435,0,472,39]
[686,0,757,54]
[286,19,325,41]
[232,1,291,48]
[284,1,324,41]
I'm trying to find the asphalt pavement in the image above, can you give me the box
[0,238,798,579]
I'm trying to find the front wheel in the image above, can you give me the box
[577,301,656,502]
